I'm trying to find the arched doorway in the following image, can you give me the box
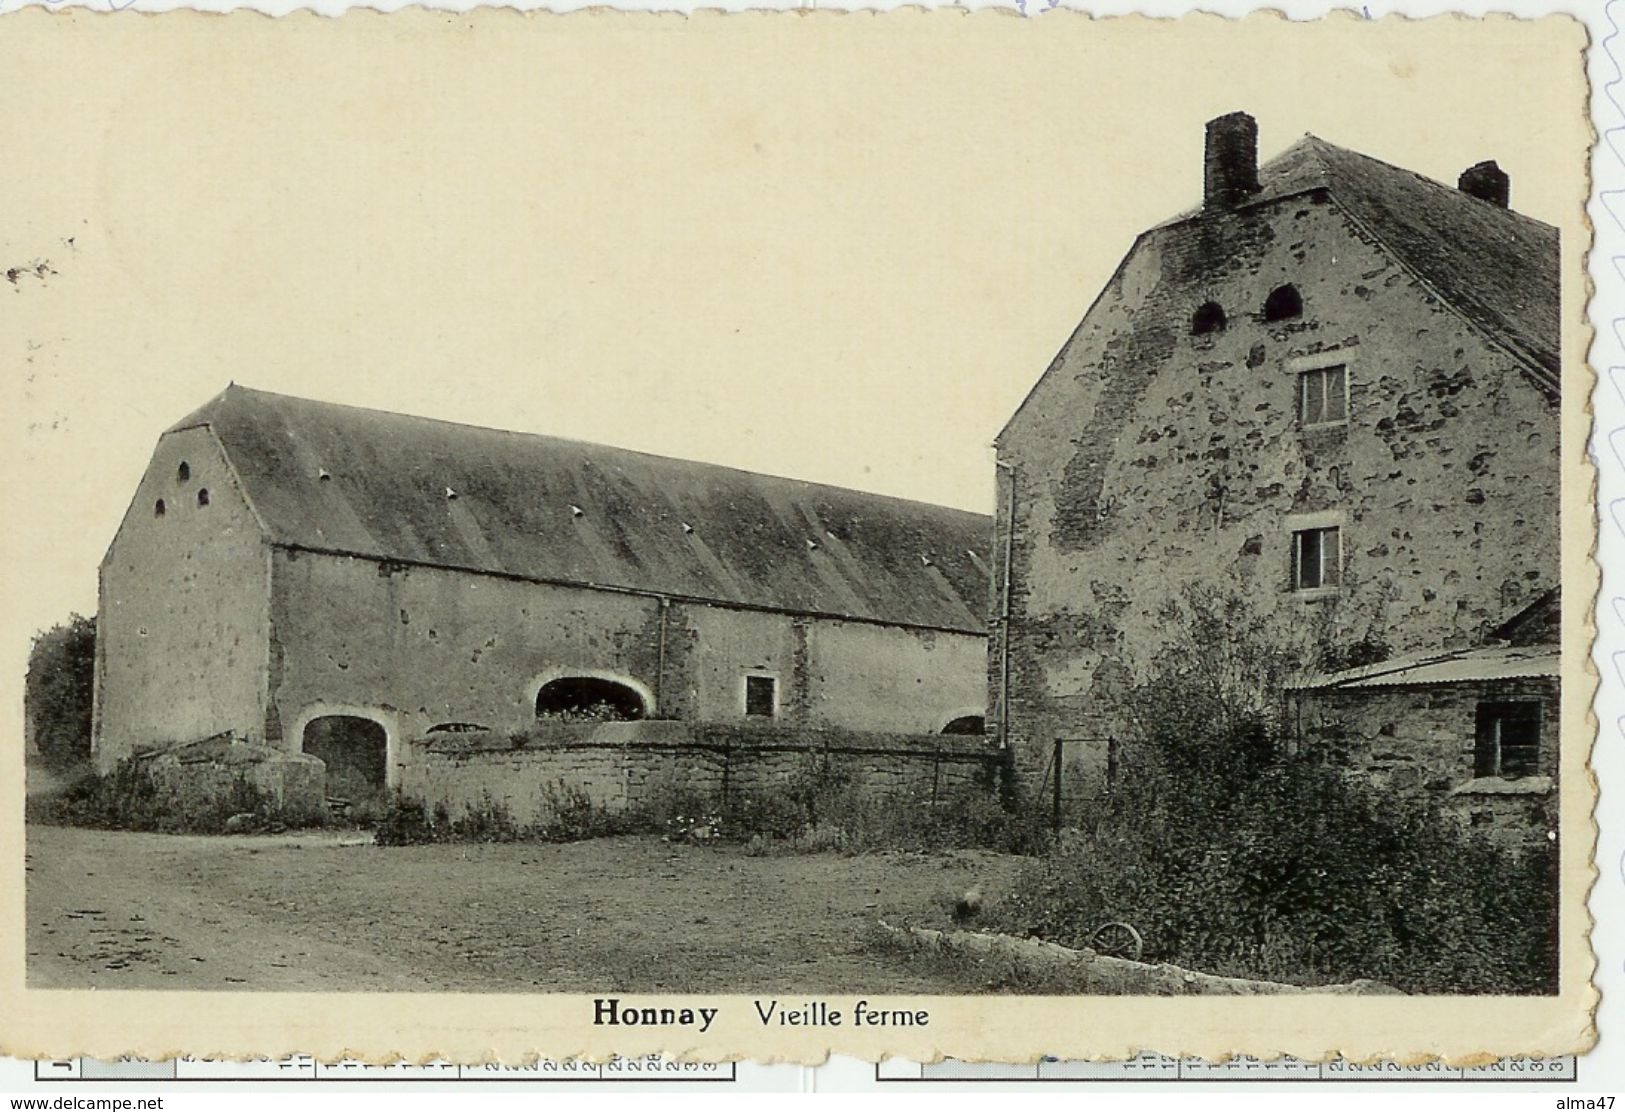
[534,676,647,722]
[941,715,986,736]
[301,715,390,806]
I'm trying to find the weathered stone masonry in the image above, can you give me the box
[1291,673,1559,845]
[399,721,1000,828]
[991,115,1560,784]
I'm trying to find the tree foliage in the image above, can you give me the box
[25,614,96,772]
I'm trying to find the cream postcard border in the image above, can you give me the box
[0,6,1598,1065]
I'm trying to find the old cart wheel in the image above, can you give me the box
[1089,921,1144,962]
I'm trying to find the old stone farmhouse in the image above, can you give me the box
[991,112,1560,819]
[92,386,994,816]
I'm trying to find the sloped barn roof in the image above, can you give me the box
[172,386,993,633]
[1245,136,1561,393]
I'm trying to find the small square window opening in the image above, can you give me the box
[744,675,776,718]
[1298,364,1348,426]
[1474,701,1541,779]
[1292,526,1341,591]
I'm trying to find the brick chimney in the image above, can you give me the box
[1204,111,1261,208]
[1458,160,1510,208]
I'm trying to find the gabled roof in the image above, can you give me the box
[169,386,992,633]
[1175,135,1561,393]
[998,130,1561,448]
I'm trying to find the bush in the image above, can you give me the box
[375,793,524,844]
[534,781,638,842]
[25,615,96,772]
[995,761,1557,993]
[988,583,1559,994]
[374,795,442,845]
[32,759,305,835]
[454,793,522,842]
[718,753,1050,855]
[368,758,1044,856]
[375,783,642,846]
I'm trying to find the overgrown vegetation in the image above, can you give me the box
[533,699,640,723]
[375,785,641,846]
[27,759,313,836]
[987,583,1559,995]
[374,757,1049,855]
[25,614,96,772]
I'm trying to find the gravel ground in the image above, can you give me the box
[26,823,1026,993]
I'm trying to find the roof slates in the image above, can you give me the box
[174,386,993,633]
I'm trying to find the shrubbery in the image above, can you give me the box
[29,759,311,836]
[375,785,644,846]
[373,758,1049,855]
[987,584,1559,995]
[994,761,1557,993]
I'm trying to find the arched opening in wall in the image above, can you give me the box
[154,499,166,517]
[197,488,211,508]
[535,677,646,722]
[1191,301,1226,335]
[1264,284,1303,322]
[301,715,389,809]
[177,461,190,482]
[941,715,986,736]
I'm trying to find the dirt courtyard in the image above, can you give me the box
[26,824,1027,993]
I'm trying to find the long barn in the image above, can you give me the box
[92,386,993,806]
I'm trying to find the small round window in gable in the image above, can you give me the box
[1264,284,1303,322]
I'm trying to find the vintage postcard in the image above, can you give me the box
[0,7,1597,1065]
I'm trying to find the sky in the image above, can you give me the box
[0,9,1589,679]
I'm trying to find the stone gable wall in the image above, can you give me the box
[93,427,271,769]
[992,192,1559,773]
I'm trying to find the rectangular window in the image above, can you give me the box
[1292,526,1341,590]
[1298,364,1348,426]
[744,675,776,718]
[1475,701,1542,779]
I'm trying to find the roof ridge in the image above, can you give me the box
[189,384,992,524]
[1301,137,1559,236]
[173,385,993,630]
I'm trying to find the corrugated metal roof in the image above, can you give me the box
[171,386,993,633]
[1165,135,1560,395]
[1289,644,1559,692]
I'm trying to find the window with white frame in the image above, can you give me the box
[1292,525,1341,591]
[1298,363,1348,426]
[744,674,777,718]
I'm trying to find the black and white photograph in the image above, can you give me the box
[0,9,1595,1064]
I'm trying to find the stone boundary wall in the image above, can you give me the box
[140,736,327,824]
[397,720,1003,827]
